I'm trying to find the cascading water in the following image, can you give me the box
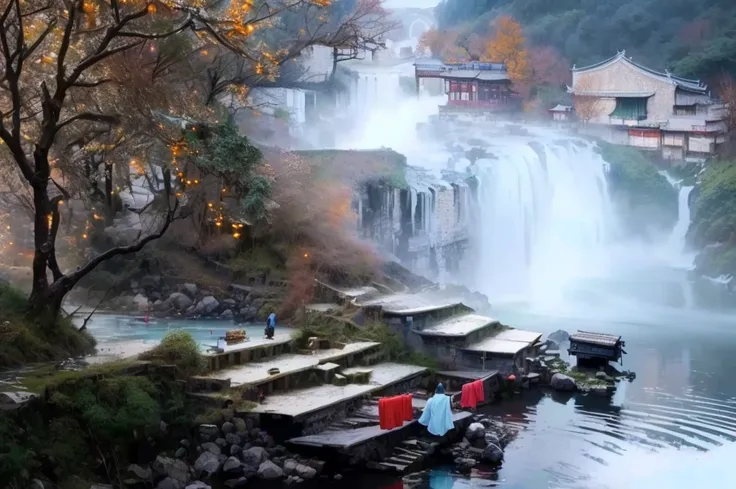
[473,140,614,304]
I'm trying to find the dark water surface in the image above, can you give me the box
[427,299,736,489]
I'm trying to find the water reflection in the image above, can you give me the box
[426,306,736,489]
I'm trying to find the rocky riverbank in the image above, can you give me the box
[121,417,333,489]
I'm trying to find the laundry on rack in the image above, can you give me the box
[460,379,485,409]
[379,394,414,430]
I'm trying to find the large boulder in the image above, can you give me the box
[482,443,504,464]
[465,422,485,441]
[257,461,284,480]
[181,283,198,299]
[242,446,269,468]
[550,373,577,392]
[126,464,152,482]
[201,442,222,456]
[152,456,190,488]
[283,459,298,476]
[193,451,220,478]
[133,293,149,310]
[169,292,193,311]
[223,456,242,476]
[548,330,570,344]
[196,296,220,315]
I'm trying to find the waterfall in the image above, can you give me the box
[474,140,614,303]
[666,185,694,262]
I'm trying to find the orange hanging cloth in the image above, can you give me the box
[460,382,478,409]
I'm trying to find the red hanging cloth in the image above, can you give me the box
[473,379,485,404]
[402,394,413,421]
[460,382,478,408]
[379,394,414,429]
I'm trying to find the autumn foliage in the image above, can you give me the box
[262,151,380,316]
[484,16,530,87]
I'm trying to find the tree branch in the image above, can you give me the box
[57,112,120,131]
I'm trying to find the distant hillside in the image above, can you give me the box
[435,0,736,85]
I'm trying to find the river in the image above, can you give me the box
[332,75,736,488]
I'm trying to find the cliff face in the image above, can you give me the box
[295,149,475,279]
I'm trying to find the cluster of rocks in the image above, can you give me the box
[107,280,273,323]
[444,418,517,473]
[123,417,329,489]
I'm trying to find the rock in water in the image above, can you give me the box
[169,292,193,310]
[465,422,485,441]
[551,373,577,392]
[482,443,504,464]
[283,459,298,476]
[196,296,220,314]
[257,461,284,480]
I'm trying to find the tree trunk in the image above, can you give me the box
[104,161,114,225]
[29,182,53,313]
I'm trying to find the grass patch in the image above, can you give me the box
[0,284,96,369]
[139,330,205,377]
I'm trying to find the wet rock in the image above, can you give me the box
[232,417,247,433]
[257,460,284,480]
[169,292,193,311]
[30,480,44,489]
[465,422,485,441]
[220,309,234,320]
[402,471,427,489]
[223,456,242,475]
[482,443,504,464]
[224,477,248,489]
[306,459,325,475]
[295,464,316,480]
[133,293,149,310]
[175,447,188,459]
[196,296,220,315]
[221,421,235,434]
[185,483,210,489]
[551,373,577,392]
[230,445,242,457]
[181,283,198,299]
[201,442,222,456]
[152,456,190,487]
[127,464,152,481]
[242,446,269,467]
[194,452,220,478]
[180,439,191,449]
[334,474,343,481]
[156,477,181,489]
[199,425,220,439]
[222,298,237,309]
[484,431,500,447]
[454,457,477,473]
[215,437,228,448]
[283,459,298,476]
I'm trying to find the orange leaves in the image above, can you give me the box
[484,16,529,86]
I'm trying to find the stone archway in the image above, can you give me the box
[408,18,431,39]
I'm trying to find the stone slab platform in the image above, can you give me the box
[203,342,380,387]
[202,333,292,356]
[287,411,472,449]
[251,363,427,418]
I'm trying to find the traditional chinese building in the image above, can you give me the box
[568,50,727,161]
[414,59,522,120]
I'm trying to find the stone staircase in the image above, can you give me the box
[369,438,438,474]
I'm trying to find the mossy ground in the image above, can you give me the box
[0,284,96,369]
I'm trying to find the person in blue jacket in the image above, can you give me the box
[265,312,276,339]
[418,383,454,437]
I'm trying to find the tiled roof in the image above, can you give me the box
[572,50,708,94]
[569,331,621,347]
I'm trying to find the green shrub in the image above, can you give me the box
[139,330,204,376]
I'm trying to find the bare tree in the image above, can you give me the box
[0,0,382,320]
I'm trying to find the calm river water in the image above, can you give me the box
[86,270,736,489]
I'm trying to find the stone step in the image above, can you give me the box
[388,454,417,463]
[386,456,415,466]
[378,461,409,472]
[394,447,426,458]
